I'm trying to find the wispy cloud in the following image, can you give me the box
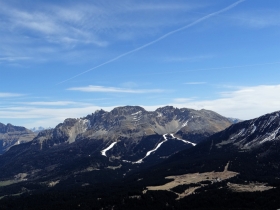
[0,57,31,62]
[184,82,206,85]
[229,9,280,28]
[68,85,164,94]
[22,101,84,106]
[0,92,23,97]
[171,84,280,119]
[173,98,195,103]
[165,55,213,63]
[0,1,202,65]
[57,0,245,84]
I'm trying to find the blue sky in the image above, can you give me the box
[1,0,280,128]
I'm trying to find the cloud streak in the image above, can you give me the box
[171,84,280,120]
[231,10,280,28]
[22,101,83,106]
[57,0,245,84]
[68,85,164,94]
[0,92,23,97]
[185,82,206,85]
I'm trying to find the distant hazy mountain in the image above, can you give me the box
[227,117,243,124]
[0,123,36,154]
[30,126,52,133]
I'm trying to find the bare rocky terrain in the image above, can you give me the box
[31,106,232,152]
[0,123,36,154]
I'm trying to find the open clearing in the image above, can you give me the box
[227,182,274,192]
[146,162,239,199]
[146,162,274,199]
[0,180,20,187]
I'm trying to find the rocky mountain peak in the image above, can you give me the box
[93,109,106,115]
[0,123,27,133]
[155,105,179,114]
[110,106,146,116]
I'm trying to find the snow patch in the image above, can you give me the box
[101,142,117,157]
[261,115,278,131]
[134,134,169,163]
[230,129,245,140]
[170,133,196,146]
[131,111,142,116]
[181,120,189,128]
[157,112,163,117]
[260,127,280,144]
[132,133,196,164]
[250,125,257,134]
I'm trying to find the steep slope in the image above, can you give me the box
[0,123,36,155]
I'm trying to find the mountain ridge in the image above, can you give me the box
[0,123,36,155]
[0,105,231,182]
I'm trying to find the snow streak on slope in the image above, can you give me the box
[260,127,280,144]
[101,142,117,157]
[170,133,196,146]
[230,129,245,140]
[182,120,189,128]
[131,111,142,116]
[134,134,169,164]
[250,124,257,134]
[131,111,142,124]
[133,133,196,164]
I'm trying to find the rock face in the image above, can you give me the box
[32,118,90,149]
[0,123,36,154]
[214,111,280,150]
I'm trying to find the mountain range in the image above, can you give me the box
[0,106,280,209]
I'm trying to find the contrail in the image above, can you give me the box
[57,0,245,85]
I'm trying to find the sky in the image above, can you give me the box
[0,0,280,128]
